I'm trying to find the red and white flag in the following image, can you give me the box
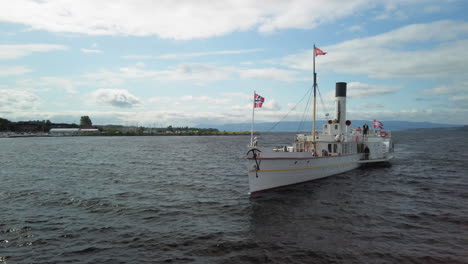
[373,120,383,129]
[254,93,265,108]
[315,47,327,56]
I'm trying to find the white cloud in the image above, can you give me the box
[121,55,153,60]
[16,76,80,94]
[147,96,173,104]
[158,49,262,60]
[90,89,141,108]
[126,110,249,126]
[80,48,102,54]
[38,77,80,94]
[317,82,400,104]
[283,20,468,79]
[255,0,376,33]
[421,82,468,95]
[354,20,468,45]
[348,25,363,32]
[347,82,401,98]
[373,0,434,21]
[84,63,305,84]
[148,93,251,109]
[155,64,235,82]
[224,92,252,101]
[239,67,307,82]
[0,44,67,59]
[360,103,384,108]
[118,67,159,78]
[0,66,33,76]
[0,89,40,112]
[450,95,468,108]
[348,107,468,124]
[262,99,282,111]
[450,95,468,102]
[180,95,231,105]
[374,9,408,21]
[0,0,442,40]
[86,64,234,83]
[122,49,262,60]
[83,70,125,87]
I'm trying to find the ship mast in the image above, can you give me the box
[312,44,317,150]
[250,91,255,147]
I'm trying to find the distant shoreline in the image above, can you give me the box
[1,131,253,138]
[4,126,465,139]
[404,126,467,132]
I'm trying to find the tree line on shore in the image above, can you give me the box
[0,118,55,132]
[0,116,93,132]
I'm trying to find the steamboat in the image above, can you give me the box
[246,46,394,195]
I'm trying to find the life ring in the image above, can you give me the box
[380,131,388,137]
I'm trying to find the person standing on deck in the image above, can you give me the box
[363,123,369,135]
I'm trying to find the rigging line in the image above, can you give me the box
[297,87,312,133]
[265,88,311,133]
[316,84,327,118]
[296,86,312,132]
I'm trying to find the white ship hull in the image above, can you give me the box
[247,153,362,194]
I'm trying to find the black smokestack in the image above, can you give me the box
[336,82,347,97]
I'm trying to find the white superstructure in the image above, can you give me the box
[246,82,394,194]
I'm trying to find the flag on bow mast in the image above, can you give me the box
[250,92,265,147]
[254,93,265,108]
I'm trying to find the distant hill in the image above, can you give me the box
[406,126,468,132]
[197,120,462,132]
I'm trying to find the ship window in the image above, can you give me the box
[328,144,332,153]
[335,125,338,130]
[324,125,328,129]
[333,144,337,153]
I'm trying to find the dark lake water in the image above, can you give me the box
[1,130,467,263]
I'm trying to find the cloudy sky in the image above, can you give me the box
[1,0,467,126]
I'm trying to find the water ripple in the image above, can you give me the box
[1,132,467,263]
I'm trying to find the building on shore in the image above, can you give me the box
[49,128,99,136]
[80,128,100,134]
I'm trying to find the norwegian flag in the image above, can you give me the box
[315,47,327,56]
[373,120,384,129]
[254,93,265,108]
